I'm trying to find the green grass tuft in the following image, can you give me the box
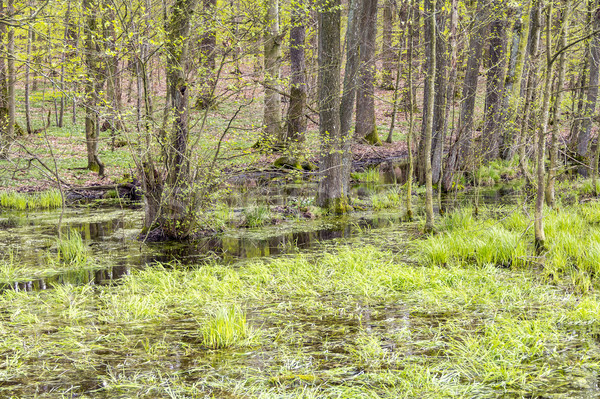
[242,205,272,228]
[0,189,62,210]
[56,230,89,265]
[200,306,252,349]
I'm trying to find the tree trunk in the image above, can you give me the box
[7,0,14,142]
[340,0,361,196]
[405,0,416,220]
[262,0,282,147]
[0,0,8,159]
[577,0,600,176]
[517,0,542,185]
[440,0,458,192]
[442,0,488,189]
[83,0,103,175]
[498,8,524,159]
[535,3,553,252]
[546,0,570,207]
[424,0,436,233]
[430,0,448,184]
[355,0,380,145]
[25,16,32,135]
[150,0,199,238]
[381,0,395,90]
[104,7,122,134]
[195,0,217,109]
[316,0,349,213]
[284,0,307,149]
[482,2,510,161]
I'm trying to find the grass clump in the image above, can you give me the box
[371,187,401,210]
[199,306,252,349]
[351,168,380,184]
[242,205,272,228]
[418,209,527,268]
[0,189,62,210]
[56,230,88,265]
[475,158,519,186]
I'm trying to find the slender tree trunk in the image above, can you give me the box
[0,0,8,159]
[262,0,282,146]
[58,1,72,128]
[431,0,448,184]
[381,0,395,90]
[105,7,122,134]
[83,0,103,174]
[443,0,487,188]
[7,0,14,141]
[386,0,408,144]
[25,17,33,135]
[440,0,458,192]
[518,0,542,185]
[355,0,380,144]
[340,0,361,196]
[546,0,570,207]
[195,0,217,109]
[405,0,415,220]
[577,0,600,176]
[424,0,436,233]
[570,54,589,146]
[284,0,307,149]
[316,0,349,213]
[535,3,553,252]
[498,8,524,159]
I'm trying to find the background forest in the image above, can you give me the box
[0,0,597,239]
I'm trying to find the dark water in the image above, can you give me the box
[0,183,521,291]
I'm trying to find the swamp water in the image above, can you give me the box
[0,184,599,398]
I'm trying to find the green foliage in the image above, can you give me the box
[418,203,600,291]
[371,187,401,210]
[199,306,253,349]
[0,190,62,210]
[242,205,272,228]
[475,158,519,186]
[56,230,89,265]
[351,168,380,184]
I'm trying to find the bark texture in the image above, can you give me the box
[316,0,350,213]
[355,0,380,144]
[284,0,307,148]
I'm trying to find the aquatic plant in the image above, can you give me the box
[475,158,519,186]
[242,205,272,228]
[371,188,401,210]
[0,189,62,210]
[200,306,252,349]
[56,230,89,265]
[351,168,380,184]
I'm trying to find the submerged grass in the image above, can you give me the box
[351,168,380,184]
